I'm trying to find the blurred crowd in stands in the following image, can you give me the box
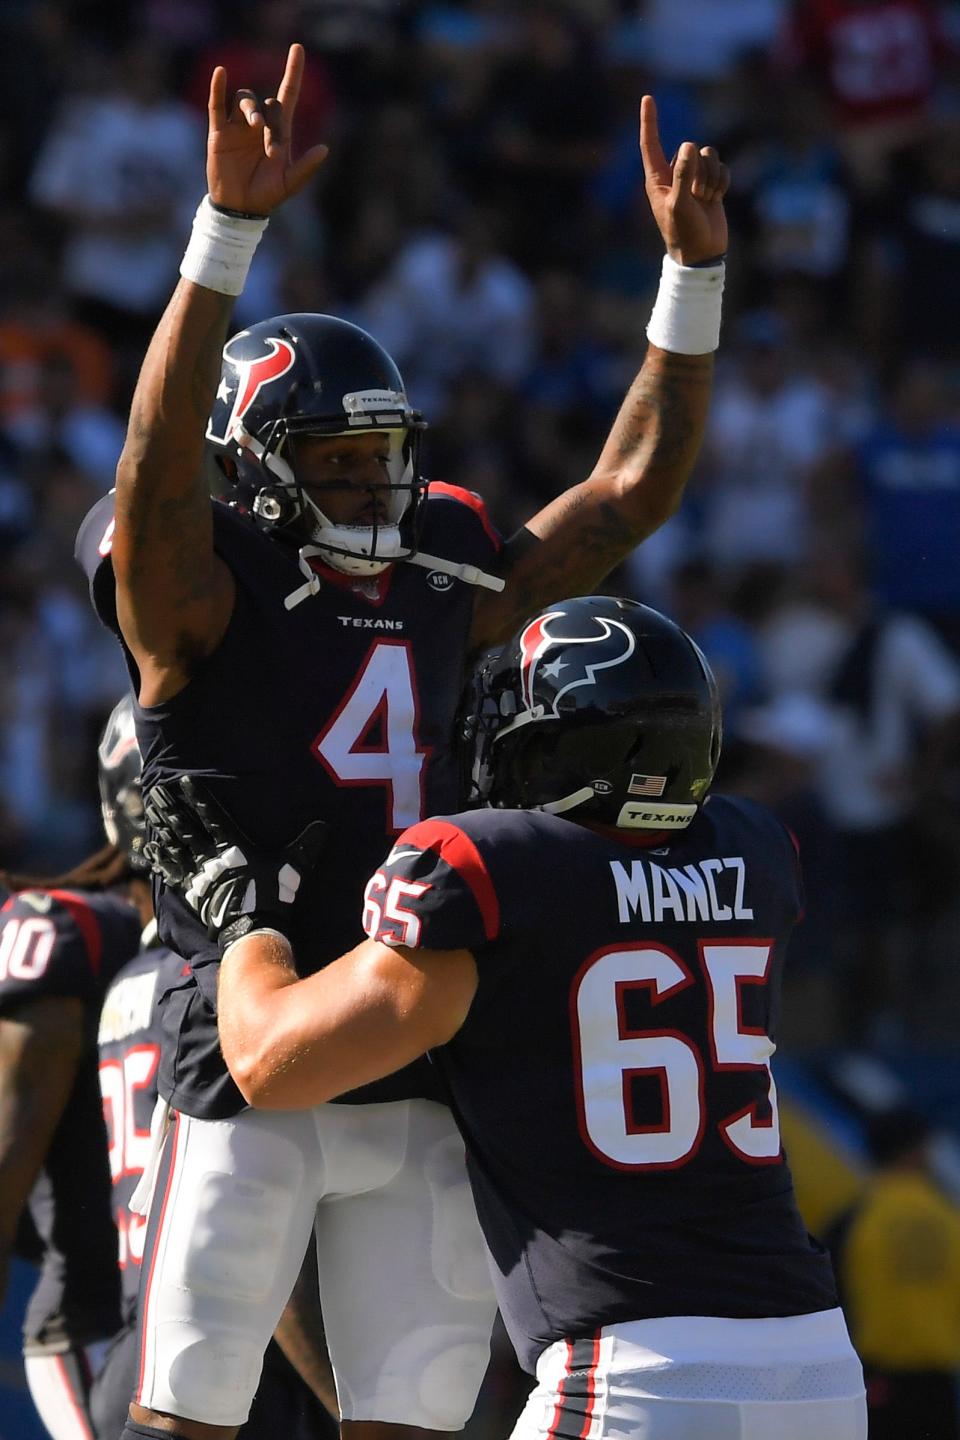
[1,0,959,1055]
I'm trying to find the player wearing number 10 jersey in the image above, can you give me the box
[165,597,866,1440]
[0,700,147,1440]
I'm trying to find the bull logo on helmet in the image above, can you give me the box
[212,335,297,443]
[518,610,636,718]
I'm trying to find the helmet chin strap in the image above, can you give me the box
[402,550,504,592]
[283,541,506,609]
[283,547,329,610]
[539,786,596,815]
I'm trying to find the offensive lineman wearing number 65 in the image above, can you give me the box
[146,596,868,1440]
[76,39,732,1440]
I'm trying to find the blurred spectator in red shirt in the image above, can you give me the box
[186,1,335,143]
[778,0,953,191]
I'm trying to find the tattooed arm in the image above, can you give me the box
[471,97,729,650]
[471,346,713,646]
[112,45,326,705]
[113,282,236,704]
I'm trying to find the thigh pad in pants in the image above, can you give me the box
[136,1108,323,1427]
[315,1099,497,1429]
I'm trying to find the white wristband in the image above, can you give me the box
[180,195,269,297]
[646,253,725,355]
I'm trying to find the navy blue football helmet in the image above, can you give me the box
[462,596,722,830]
[207,313,427,579]
[98,694,149,871]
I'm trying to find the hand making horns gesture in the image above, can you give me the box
[639,95,730,267]
[206,42,328,216]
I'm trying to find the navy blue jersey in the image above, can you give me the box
[76,486,500,1118]
[362,796,838,1373]
[97,941,184,1321]
[0,889,142,1350]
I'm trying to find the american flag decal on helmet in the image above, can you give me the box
[628,773,667,797]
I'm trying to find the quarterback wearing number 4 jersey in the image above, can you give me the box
[77,469,498,1118]
[75,319,509,1431]
[150,597,867,1440]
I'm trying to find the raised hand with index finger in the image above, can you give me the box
[639,95,729,267]
[207,41,328,217]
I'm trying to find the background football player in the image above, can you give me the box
[146,597,868,1440]
[0,698,148,1440]
[76,39,730,1440]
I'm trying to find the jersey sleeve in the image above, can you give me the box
[749,802,805,926]
[0,893,105,1014]
[716,795,806,929]
[421,484,502,569]
[75,493,238,637]
[361,819,502,954]
[75,491,121,633]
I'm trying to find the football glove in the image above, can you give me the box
[143,776,327,955]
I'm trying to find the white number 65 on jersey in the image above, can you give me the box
[571,941,780,1170]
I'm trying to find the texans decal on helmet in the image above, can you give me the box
[213,335,297,444]
[518,609,637,717]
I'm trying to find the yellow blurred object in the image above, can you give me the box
[840,1170,960,1370]
[780,1097,865,1236]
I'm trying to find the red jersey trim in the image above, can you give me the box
[545,1332,602,1440]
[578,1331,602,1438]
[398,819,500,941]
[547,1339,572,1440]
[47,890,103,977]
[783,825,806,920]
[52,1354,94,1440]
[428,482,502,551]
[136,1111,181,1404]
